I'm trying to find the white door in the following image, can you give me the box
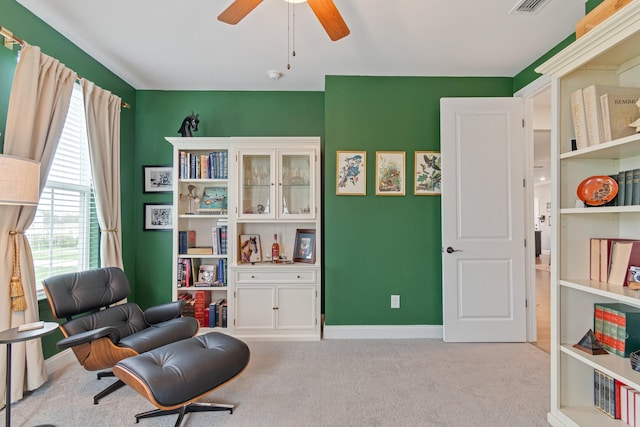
[440,97,526,342]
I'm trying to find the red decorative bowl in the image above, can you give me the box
[576,175,618,206]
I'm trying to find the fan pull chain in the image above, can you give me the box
[287,1,296,70]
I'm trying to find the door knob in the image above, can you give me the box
[446,246,462,253]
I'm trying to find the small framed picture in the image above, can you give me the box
[239,234,262,263]
[143,203,173,231]
[294,229,316,264]
[375,151,405,196]
[414,151,441,195]
[336,151,366,195]
[143,165,173,193]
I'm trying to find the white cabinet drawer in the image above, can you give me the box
[235,269,316,283]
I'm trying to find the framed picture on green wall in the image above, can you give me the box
[336,151,366,195]
[144,203,173,231]
[143,165,173,193]
[375,151,405,196]
[414,151,441,195]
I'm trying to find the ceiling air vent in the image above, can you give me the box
[509,0,551,15]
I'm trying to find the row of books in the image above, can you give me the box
[594,303,640,357]
[599,169,640,207]
[177,258,227,288]
[178,225,228,255]
[207,298,228,328]
[178,292,227,328]
[571,84,640,150]
[590,238,640,287]
[595,369,640,425]
[179,150,228,179]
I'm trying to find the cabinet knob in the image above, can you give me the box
[251,275,255,279]
[297,275,301,279]
[273,306,279,310]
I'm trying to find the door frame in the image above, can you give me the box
[514,75,552,343]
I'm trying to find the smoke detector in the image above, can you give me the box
[509,0,551,15]
[268,70,283,80]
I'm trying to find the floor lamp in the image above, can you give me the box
[0,153,51,427]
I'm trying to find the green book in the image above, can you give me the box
[617,170,626,206]
[625,170,634,206]
[633,168,640,205]
[597,303,640,357]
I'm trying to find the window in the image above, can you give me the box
[27,83,99,296]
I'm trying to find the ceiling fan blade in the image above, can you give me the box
[307,0,350,41]
[218,0,264,25]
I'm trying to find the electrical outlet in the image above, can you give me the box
[391,294,400,309]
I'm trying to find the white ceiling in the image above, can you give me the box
[16,0,587,91]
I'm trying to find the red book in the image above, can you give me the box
[193,290,212,327]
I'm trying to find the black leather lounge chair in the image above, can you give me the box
[42,267,199,404]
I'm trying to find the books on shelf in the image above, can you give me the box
[593,368,624,419]
[178,230,196,254]
[594,303,640,357]
[179,150,228,179]
[211,222,228,255]
[178,258,227,287]
[569,85,640,148]
[570,88,589,150]
[589,238,640,285]
[208,298,227,328]
[187,247,214,255]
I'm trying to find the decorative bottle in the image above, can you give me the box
[272,233,280,263]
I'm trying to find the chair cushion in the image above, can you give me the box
[43,267,131,318]
[115,333,250,407]
[118,317,199,353]
[62,302,147,338]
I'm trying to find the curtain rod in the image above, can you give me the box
[0,26,131,110]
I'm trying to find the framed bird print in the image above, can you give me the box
[336,151,366,195]
[415,151,441,195]
[375,151,405,196]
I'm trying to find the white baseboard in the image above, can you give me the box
[323,325,443,339]
[45,349,75,375]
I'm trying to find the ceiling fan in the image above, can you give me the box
[218,0,350,41]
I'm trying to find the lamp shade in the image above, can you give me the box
[0,154,40,206]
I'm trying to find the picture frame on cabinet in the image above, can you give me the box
[143,203,173,231]
[336,151,366,195]
[376,151,405,196]
[414,151,441,195]
[143,165,173,193]
[294,229,316,264]
[239,234,262,263]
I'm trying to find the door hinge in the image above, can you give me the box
[524,239,527,247]
[523,178,526,188]
[522,119,525,128]
[525,299,528,308]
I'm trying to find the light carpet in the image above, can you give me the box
[5,339,550,427]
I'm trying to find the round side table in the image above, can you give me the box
[0,322,58,427]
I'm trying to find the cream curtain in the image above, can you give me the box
[82,80,123,269]
[0,43,76,405]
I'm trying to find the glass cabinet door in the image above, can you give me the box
[238,151,275,218]
[279,151,314,219]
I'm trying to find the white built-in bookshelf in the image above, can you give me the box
[537,3,640,426]
[166,137,321,340]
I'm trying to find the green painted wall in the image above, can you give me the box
[133,91,325,307]
[0,0,136,357]
[323,76,514,325]
[0,0,603,356]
